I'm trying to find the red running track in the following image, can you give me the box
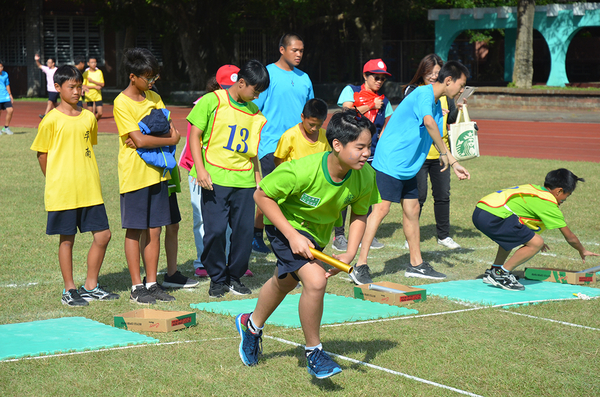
[9,101,600,163]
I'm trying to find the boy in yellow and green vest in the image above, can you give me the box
[188,59,270,298]
[473,168,598,291]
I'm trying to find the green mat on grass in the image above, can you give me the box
[423,279,600,306]
[0,317,159,361]
[191,293,418,328]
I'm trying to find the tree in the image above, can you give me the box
[512,0,536,88]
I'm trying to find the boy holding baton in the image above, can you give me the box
[236,110,380,379]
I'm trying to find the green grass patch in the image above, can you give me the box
[1,128,599,396]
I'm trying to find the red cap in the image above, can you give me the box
[363,59,391,76]
[216,65,240,89]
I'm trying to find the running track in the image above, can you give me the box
[9,101,600,163]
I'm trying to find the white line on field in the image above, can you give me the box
[266,335,484,397]
[502,311,600,331]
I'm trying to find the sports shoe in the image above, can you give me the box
[306,348,342,379]
[402,240,409,249]
[1,127,13,135]
[252,235,271,254]
[482,268,493,284]
[235,313,262,366]
[244,269,254,277]
[130,285,156,304]
[484,268,525,291]
[405,262,447,280]
[332,235,348,251]
[370,237,384,249]
[148,283,176,301]
[229,280,252,295]
[195,267,209,277]
[209,281,229,298]
[438,237,461,249]
[162,271,199,289]
[62,289,89,306]
[349,264,373,285]
[78,284,120,301]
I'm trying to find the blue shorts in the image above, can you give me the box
[265,225,323,281]
[0,101,12,110]
[48,92,59,103]
[46,204,109,235]
[120,181,171,229]
[87,101,103,106]
[472,207,536,251]
[375,170,419,203]
[260,153,276,177]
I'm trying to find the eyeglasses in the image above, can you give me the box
[138,74,160,84]
[371,75,386,82]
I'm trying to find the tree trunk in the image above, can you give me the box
[352,0,384,59]
[512,0,535,88]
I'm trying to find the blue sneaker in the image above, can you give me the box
[252,235,271,254]
[306,348,342,379]
[235,313,262,366]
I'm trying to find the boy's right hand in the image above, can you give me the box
[168,124,181,145]
[288,232,315,260]
[580,249,600,263]
[34,54,40,61]
[195,169,213,190]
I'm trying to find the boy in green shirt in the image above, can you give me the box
[473,168,598,291]
[236,110,380,379]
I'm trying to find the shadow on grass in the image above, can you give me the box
[419,223,482,241]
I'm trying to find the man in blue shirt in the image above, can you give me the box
[0,61,14,135]
[252,33,314,253]
[355,61,471,282]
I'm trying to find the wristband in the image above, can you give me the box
[450,161,457,167]
[440,152,448,157]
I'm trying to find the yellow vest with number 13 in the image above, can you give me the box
[204,89,266,171]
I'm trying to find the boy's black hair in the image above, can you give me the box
[53,65,83,86]
[237,59,270,93]
[302,98,328,120]
[279,33,303,49]
[122,47,159,77]
[326,109,375,147]
[74,56,86,66]
[544,168,585,193]
[437,60,470,83]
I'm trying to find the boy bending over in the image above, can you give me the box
[474,168,598,291]
[236,110,380,379]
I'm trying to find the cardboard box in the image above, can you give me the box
[524,267,597,285]
[354,282,426,306]
[114,309,196,332]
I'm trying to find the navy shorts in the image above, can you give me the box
[87,101,103,106]
[265,225,323,281]
[46,204,109,235]
[260,153,276,177]
[48,92,59,103]
[169,193,181,225]
[120,181,171,229]
[0,101,12,110]
[472,207,536,251]
[375,170,419,203]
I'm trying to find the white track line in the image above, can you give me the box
[502,311,600,331]
[266,335,484,397]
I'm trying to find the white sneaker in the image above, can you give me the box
[438,237,460,249]
[402,241,409,249]
[1,127,13,135]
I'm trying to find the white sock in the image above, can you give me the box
[132,284,143,292]
[305,343,322,353]
[248,313,264,333]
[146,281,157,288]
[501,265,510,273]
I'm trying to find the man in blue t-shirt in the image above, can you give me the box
[252,33,314,253]
[0,60,14,135]
[355,61,471,282]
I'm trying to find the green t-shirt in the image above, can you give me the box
[186,90,262,188]
[260,151,381,247]
[476,184,566,231]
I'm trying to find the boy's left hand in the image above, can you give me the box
[325,253,353,279]
[125,137,137,149]
[580,250,600,263]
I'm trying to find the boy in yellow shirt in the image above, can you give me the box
[31,65,116,306]
[273,98,330,166]
[83,57,104,120]
[113,48,180,304]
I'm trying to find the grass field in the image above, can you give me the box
[1,128,599,396]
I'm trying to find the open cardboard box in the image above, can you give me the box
[524,267,596,285]
[114,309,196,332]
[354,281,426,306]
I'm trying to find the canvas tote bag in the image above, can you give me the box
[448,104,480,161]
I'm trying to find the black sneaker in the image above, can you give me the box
[482,268,520,285]
[162,271,199,289]
[306,348,342,379]
[148,283,176,301]
[209,281,230,298]
[484,268,525,291]
[78,284,120,301]
[332,235,348,251]
[405,262,447,280]
[349,264,373,285]
[62,289,89,306]
[229,280,252,295]
[130,285,156,304]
